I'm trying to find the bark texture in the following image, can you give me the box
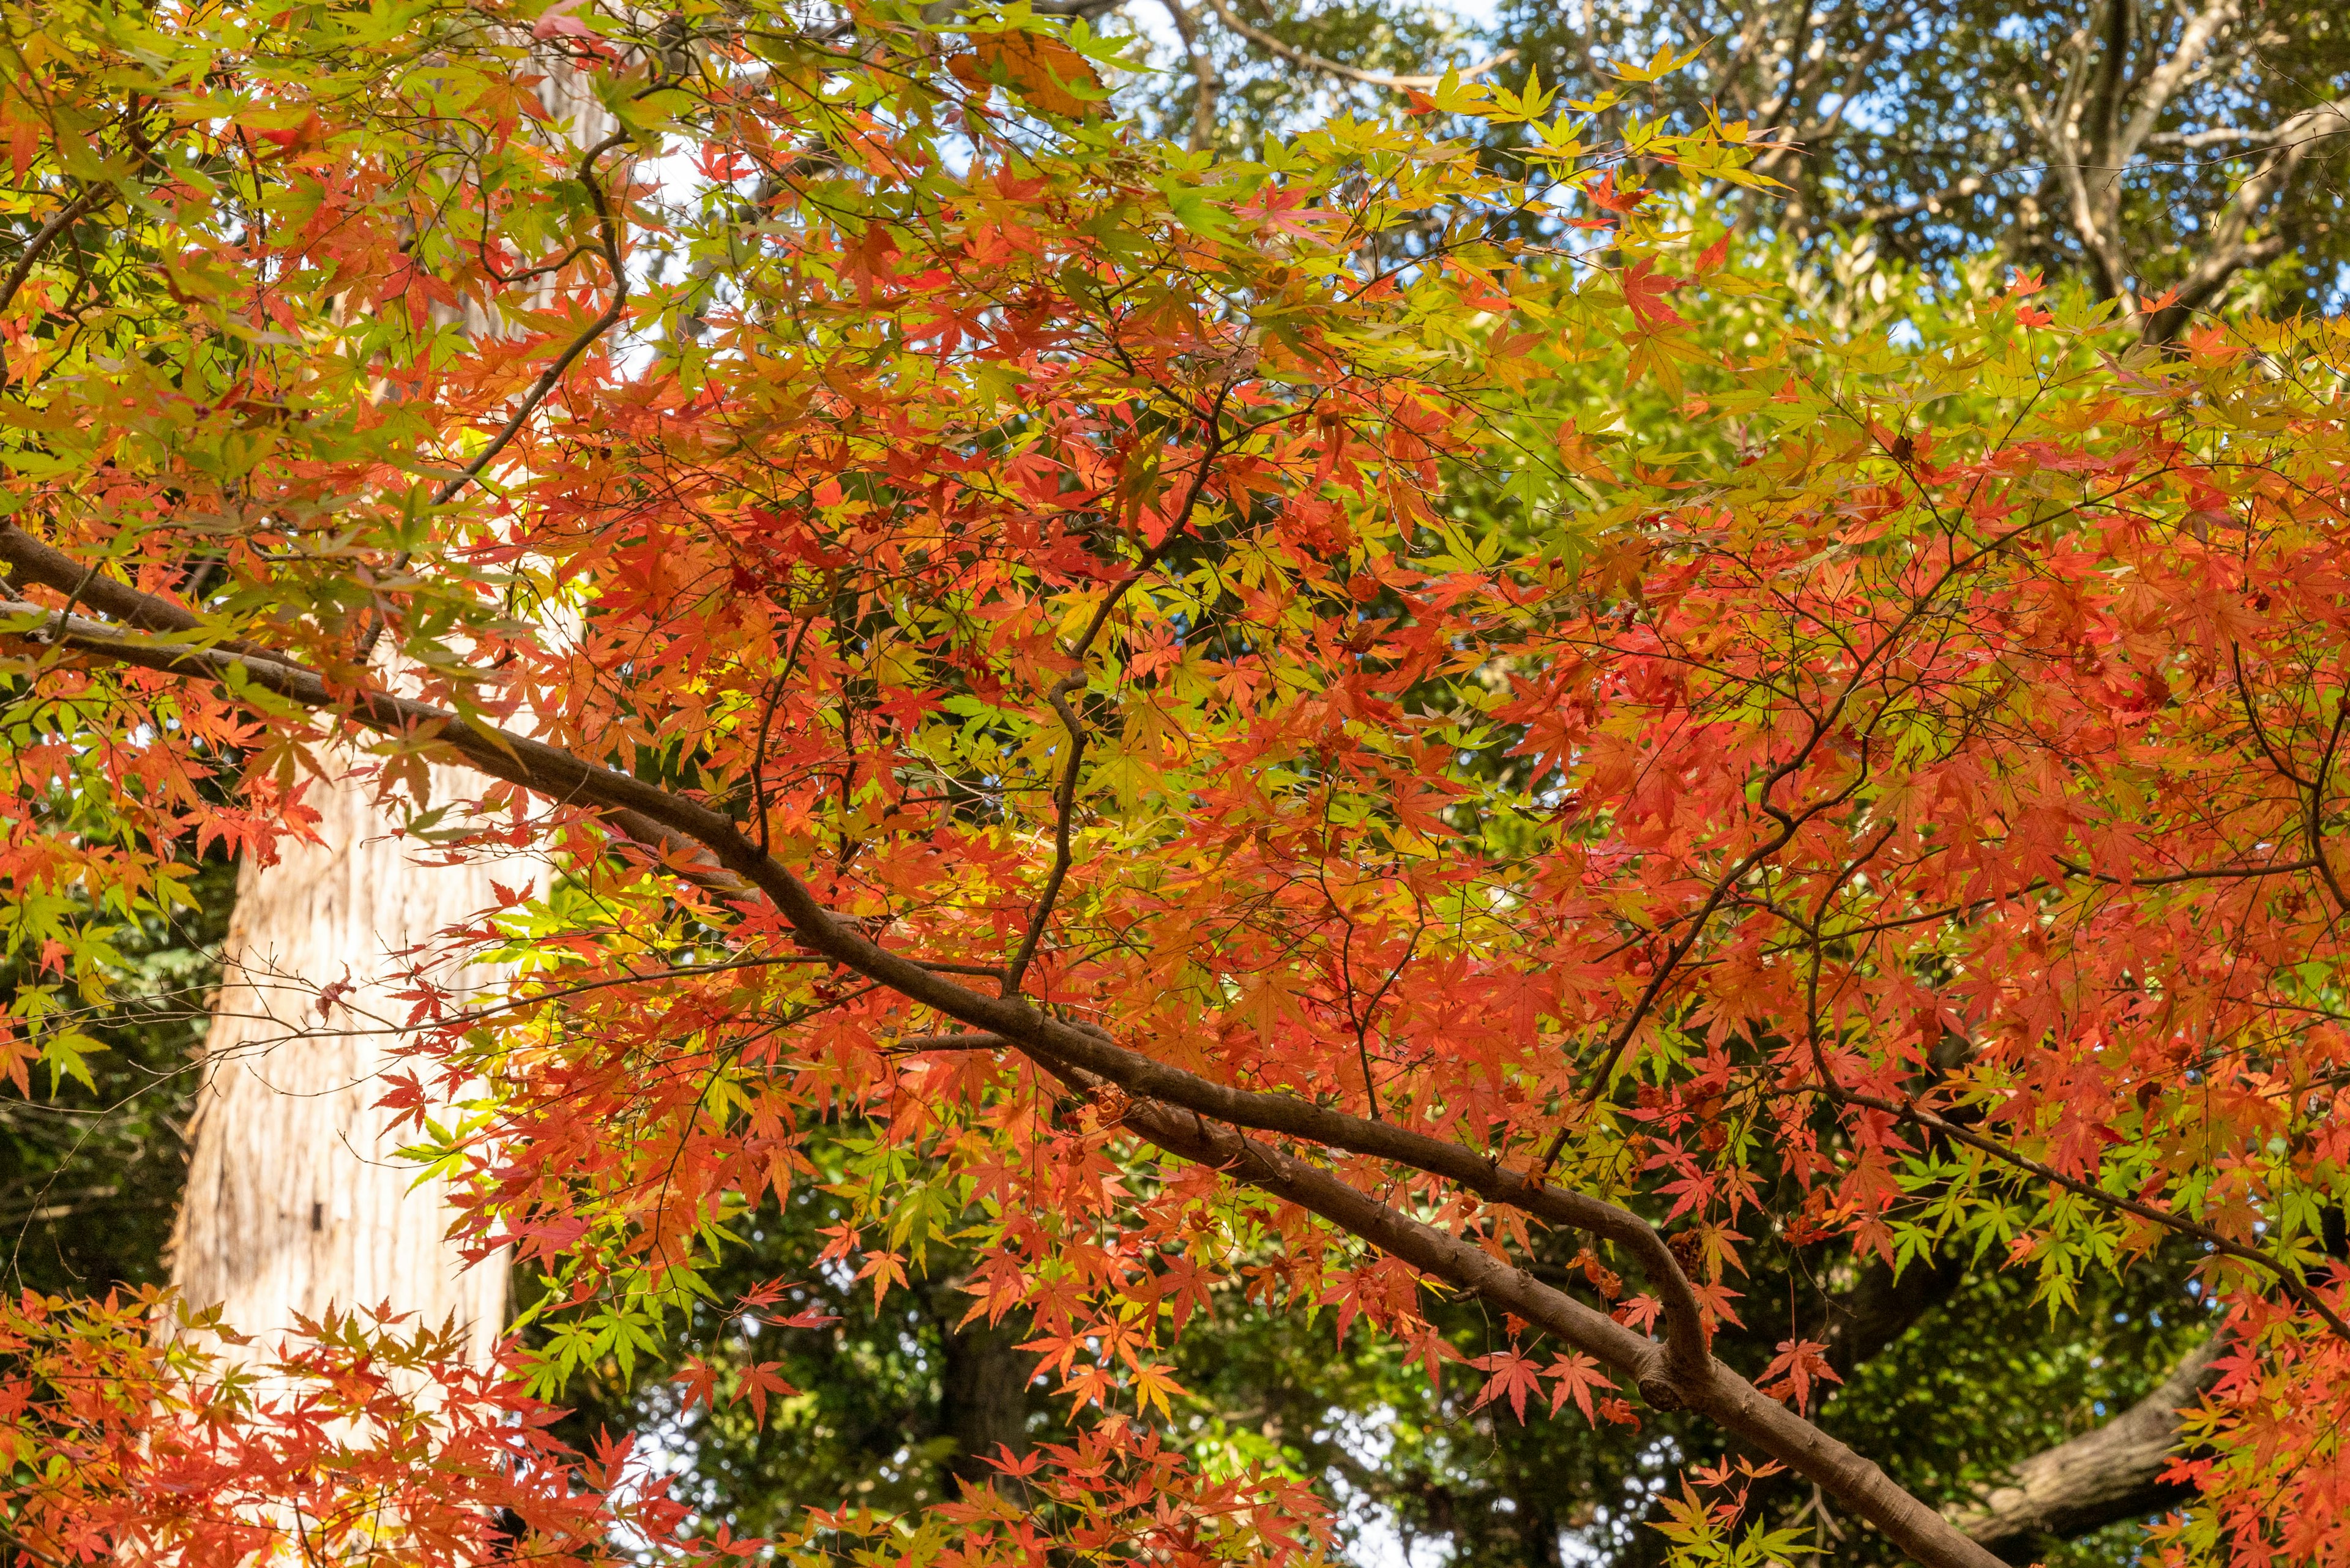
[169,765,513,1362]
[938,1295,1037,1488]
[1953,1334,2225,1561]
[163,51,608,1366]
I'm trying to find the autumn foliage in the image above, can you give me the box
[4,1,2350,1565]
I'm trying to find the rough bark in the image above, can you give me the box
[938,1303,1037,1487]
[160,53,611,1367]
[168,766,515,1362]
[1952,1334,2226,1562]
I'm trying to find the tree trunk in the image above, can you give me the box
[939,1299,1037,1487]
[168,763,512,1363]
[165,48,608,1367]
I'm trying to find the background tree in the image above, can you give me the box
[162,50,617,1382]
[1110,0,2350,337]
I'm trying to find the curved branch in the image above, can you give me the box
[1157,0,1222,152]
[1003,672,1087,996]
[0,590,2009,1568]
[353,124,637,663]
[0,523,304,667]
[1952,1335,2226,1561]
[1091,1081,2004,1568]
[426,127,635,512]
[0,182,110,321]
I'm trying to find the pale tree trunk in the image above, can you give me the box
[169,764,515,1361]
[169,56,613,1367]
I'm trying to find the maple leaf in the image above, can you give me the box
[1128,1360,1187,1420]
[531,0,600,39]
[778,1304,841,1329]
[1620,258,1688,331]
[1468,1349,1546,1422]
[1756,1338,1843,1414]
[0,1026,32,1097]
[1584,170,1649,215]
[734,1361,797,1426]
[1542,1351,1614,1422]
[734,1277,793,1311]
[951,31,1102,119]
[852,1249,908,1307]
[984,1444,1048,1478]
[673,1356,720,1413]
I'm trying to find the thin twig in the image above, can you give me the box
[0,182,108,319]
[1004,671,1088,996]
[354,127,635,662]
[1197,0,1515,90]
[1830,1085,2350,1345]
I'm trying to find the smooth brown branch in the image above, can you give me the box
[0,590,2009,1566]
[6,594,1707,1375]
[1950,1333,2227,1556]
[1002,394,1234,993]
[838,1022,1713,1384]
[1028,1050,2006,1568]
[0,524,306,668]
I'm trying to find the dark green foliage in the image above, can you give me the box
[524,1144,1063,1537]
[0,854,233,1296]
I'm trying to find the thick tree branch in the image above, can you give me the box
[0,526,747,898]
[2016,78,2132,302]
[1951,1335,2226,1561]
[2082,0,2134,197]
[0,523,298,666]
[1053,1059,2007,1568]
[0,588,2013,1568]
[890,1026,1710,1383]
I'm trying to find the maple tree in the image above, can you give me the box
[6,3,2350,1567]
[529,243,2233,1568]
